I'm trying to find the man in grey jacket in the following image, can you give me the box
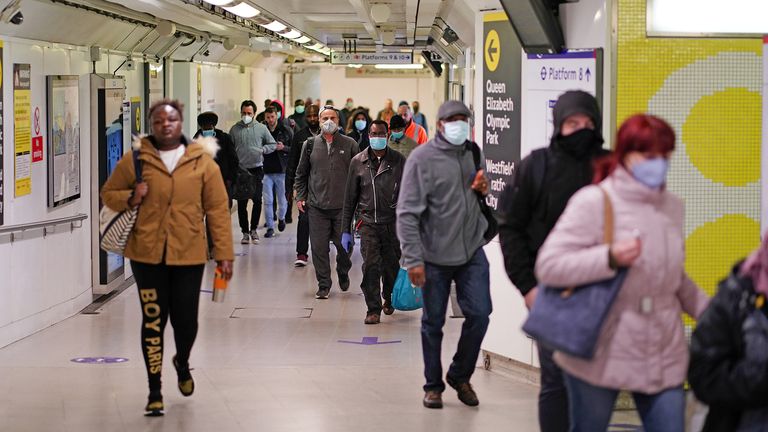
[397,100,492,410]
[231,100,277,245]
[295,106,359,299]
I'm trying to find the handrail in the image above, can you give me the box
[0,213,88,242]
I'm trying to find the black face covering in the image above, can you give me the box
[555,128,603,159]
[308,121,320,130]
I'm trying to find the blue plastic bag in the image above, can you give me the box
[391,268,423,311]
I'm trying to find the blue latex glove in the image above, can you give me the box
[341,232,354,253]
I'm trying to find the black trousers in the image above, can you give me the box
[131,261,204,392]
[237,167,264,234]
[297,209,310,255]
[307,206,351,289]
[359,222,400,314]
[538,344,570,432]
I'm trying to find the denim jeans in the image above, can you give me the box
[263,173,287,229]
[564,373,685,432]
[422,248,492,392]
[538,345,569,432]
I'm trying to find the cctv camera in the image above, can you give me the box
[10,11,22,25]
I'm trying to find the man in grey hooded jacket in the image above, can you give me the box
[396,100,492,410]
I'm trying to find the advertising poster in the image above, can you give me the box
[47,75,81,207]
[482,12,522,212]
[13,63,31,197]
[130,96,141,138]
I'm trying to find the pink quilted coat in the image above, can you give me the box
[535,166,710,393]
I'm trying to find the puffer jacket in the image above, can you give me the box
[535,166,710,394]
[101,135,234,265]
[689,263,768,432]
[341,147,406,233]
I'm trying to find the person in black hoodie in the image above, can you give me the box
[347,109,371,153]
[194,111,238,203]
[689,239,768,432]
[262,107,292,238]
[289,99,308,130]
[286,104,319,266]
[497,90,607,432]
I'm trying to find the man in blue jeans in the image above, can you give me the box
[396,100,492,409]
[263,107,292,238]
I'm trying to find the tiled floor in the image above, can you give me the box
[0,212,641,431]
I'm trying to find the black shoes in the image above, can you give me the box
[382,302,395,315]
[265,228,275,238]
[364,313,381,324]
[173,355,195,397]
[278,220,286,232]
[446,375,479,406]
[339,274,350,292]
[315,288,330,299]
[423,390,443,409]
[145,390,164,416]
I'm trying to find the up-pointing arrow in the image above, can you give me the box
[487,39,498,63]
[585,68,591,82]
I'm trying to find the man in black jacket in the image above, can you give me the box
[498,90,607,432]
[263,107,292,238]
[341,120,405,324]
[194,111,238,203]
[287,104,320,266]
[295,106,359,299]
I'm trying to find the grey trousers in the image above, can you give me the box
[307,206,352,290]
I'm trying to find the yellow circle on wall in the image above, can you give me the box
[685,214,760,296]
[484,30,500,72]
[682,88,761,187]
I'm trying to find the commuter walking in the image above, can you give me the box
[397,100,492,409]
[497,90,608,432]
[535,114,710,431]
[289,98,308,130]
[287,104,320,266]
[377,98,395,123]
[230,100,277,244]
[347,109,372,152]
[294,106,358,298]
[193,111,238,203]
[341,97,356,129]
[397,102,428,144]
[412,100,428,135]
[263,107,291,238]
[341,120,405,324]
[101,99,234,416]
[255,98,272,123]
[689,237,768,432]
[388,115,418,158]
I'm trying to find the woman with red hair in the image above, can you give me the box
[535,114,710,431]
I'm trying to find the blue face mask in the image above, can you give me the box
[277,111,282,120]
[369,137,387,151]
[201,129,215,138]
[391,131,404,140]
[631,157,669,189]
[355,119,367,131]
[296,106,305,114]
[443,120,470,145]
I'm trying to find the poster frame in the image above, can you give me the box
[46,75,82,208]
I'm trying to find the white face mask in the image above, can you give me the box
[242,115,253,125]
[442,120,470,145]
[321,119,338,134]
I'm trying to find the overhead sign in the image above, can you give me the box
[522,49,602,157]
[482,12,522,213]
[331,52,413,65]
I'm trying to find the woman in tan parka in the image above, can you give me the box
[535,114,709,431]
[101,99,233,416]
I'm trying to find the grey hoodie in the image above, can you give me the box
[396,133,488,268]
[229,120,276,169]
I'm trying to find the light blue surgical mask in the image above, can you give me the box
[391,131,404,140]
[201,129,215,138]
[355,119,367,131]
[369,137,387,151]
[631,157,669,189]
[277,111,282,120]
[296,106,305,114]
[443,120,470,145]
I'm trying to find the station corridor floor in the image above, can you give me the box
[0,213,643,431]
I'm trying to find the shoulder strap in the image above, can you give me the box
[305,136,314,157]
[599,186,614,244]
[530,148,548,204]
[133,150,143,183]
[468,142,482,170]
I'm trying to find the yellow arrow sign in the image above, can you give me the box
[485,30,500,72]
